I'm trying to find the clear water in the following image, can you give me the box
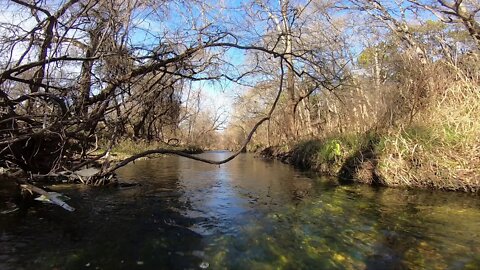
[1,151,479,269]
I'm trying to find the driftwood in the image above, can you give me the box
[20,183,75,212]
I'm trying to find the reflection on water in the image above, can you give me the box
[1,151,479,269]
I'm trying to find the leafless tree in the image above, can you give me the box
[1,0,342,182]
[408,0,480,48]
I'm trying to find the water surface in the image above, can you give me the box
[1,151,479,269]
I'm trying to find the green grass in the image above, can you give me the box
[290,133,379,174]
[102,140,203,159]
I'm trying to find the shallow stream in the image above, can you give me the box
[1,151,479,269]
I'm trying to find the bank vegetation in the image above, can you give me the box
[224,0,480,192]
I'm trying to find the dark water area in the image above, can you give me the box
[1,151,480,269]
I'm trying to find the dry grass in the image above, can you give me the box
[378,76,480,192]
[261,59,480,192]
[288,63,480,192]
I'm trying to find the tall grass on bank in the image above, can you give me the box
[290,134,377,175]
[272,77,480,192]
[379,80,480,192]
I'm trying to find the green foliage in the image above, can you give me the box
[400,124,467,150]
[318,139,342,163]
[402,126,436,147]
[291,133,380,173]
[358,47,376,66]
[291,140,324,168]
[442,125,467,146]
[357,42,393,68]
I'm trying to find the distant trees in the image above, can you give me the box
[177,88,227,149]
[223,0,351,147]
[0,0,316,177]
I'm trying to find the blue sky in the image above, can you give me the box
[3,0,452,126]
[128,1,266,125]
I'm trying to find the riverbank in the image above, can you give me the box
[260,132,480,193]
[260,82,480,193]
[0,140,204,181]
[260,126,479,193]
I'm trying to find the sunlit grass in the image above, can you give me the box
[378,80,480,192]
[285,78,480,191]
[290,133,378,175]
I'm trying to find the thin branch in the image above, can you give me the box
[99,58,286,176]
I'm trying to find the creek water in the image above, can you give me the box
[1,151,479,269]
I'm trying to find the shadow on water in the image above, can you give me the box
[1,151,480,269]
